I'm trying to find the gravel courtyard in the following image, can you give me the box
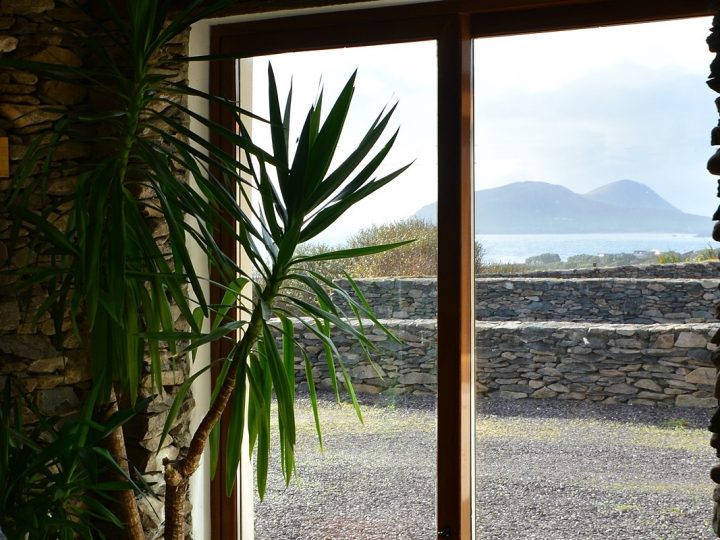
[254,393,716,540]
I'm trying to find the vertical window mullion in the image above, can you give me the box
[436,13,476,540]
[208,44,241,540]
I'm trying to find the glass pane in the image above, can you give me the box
[244,41,439,539]
[474,17,717,539]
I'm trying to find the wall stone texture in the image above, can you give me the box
[292,319,718,408]
[336,274,720,323]
[0,2,192,537]
[487,261,720,279]
[323,265,720,408]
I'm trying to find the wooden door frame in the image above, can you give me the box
[207,2,711,539]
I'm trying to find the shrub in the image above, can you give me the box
[657,251,682,264]
[297,218,484,278]
[346,218,440,277]
[689,246,719,262]
[525,253,561,265]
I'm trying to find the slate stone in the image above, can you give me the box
[634,379,663,392]
[606,383,638,395]
[675,332,707,348]
[531,387,557,399]
[686,367,716,385]
[677,395,717,408]
[0,334,58,359]
[38,386,79,416]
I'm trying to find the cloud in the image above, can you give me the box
[475,63,716,216]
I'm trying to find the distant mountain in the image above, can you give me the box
[412,180,710,234]
[583,179,681,213]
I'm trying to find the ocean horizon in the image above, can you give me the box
[476,232,719,264]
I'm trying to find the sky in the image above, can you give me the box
[247,16,716,245]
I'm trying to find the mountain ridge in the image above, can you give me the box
[412,180,709,234]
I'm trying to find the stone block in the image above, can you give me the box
[0,300,20,331]
[615,338,642,348]
[606,383,638,395]
[675,332,707,348]
[27,46,81,67]
[559,392,585,400]
[631,399,656,406]
[653,334,675,349]
[636,391,670,400]
[491,390,527,400]
[667,379,698,390]
[353,383,382,394]
[1,0,54,14]
[501,384,533,393]
[0,334,58,359]
[398,372,436,385]
[676,395,717,408]
[634,379,663,392]
[686,367,716,385]
[28,356,66,373]
[38,386,79,416]
[0,35,17,53]
[531,387,557,399]
[0,103,61,128]
[351,365,385,380]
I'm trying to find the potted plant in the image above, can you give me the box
[3,0,409,537]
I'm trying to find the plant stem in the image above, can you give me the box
[97,82,145,539]
[103,387,145,539]
[163,296,268,539]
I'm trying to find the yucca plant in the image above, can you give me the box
[159,65,411,536]
[4,1,409,538]
[0,379,149,540]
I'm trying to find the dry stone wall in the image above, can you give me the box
[292,319,718,408]
[488,261,720,279]
[321,265,720,407]
[336,275,720,323]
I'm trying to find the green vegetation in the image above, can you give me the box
[661,418,691,430]
[689,245,719,262]
[480,247,719,275]
[6,1,408,536]
[0,379,147,539]
[296,217,484,278]
[657,251,682,264]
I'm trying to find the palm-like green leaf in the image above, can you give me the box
[195,66,411,497]
[0,379,149,539]
[5,1,411,529]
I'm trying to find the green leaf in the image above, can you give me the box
[293,240,413,264]
[302,350,323,450]
[300,163,411,242]
[212,278,248,331]
[302,71,355,195]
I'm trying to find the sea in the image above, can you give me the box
[476,233,719,264]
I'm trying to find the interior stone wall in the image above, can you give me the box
[0,2,193,537]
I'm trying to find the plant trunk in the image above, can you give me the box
[163,477,189,539]
[103,390,145,539]
[163,302,268,538]
[163,367,239,540]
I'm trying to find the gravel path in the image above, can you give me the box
[255,393,716,539]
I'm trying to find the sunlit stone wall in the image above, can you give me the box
[294,320,717,407]
[336,274,720,323]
